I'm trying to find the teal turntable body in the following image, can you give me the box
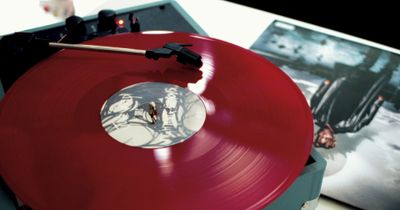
[0,1,326,209]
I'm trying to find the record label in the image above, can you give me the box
[100,82,206,148]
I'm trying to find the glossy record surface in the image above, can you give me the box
[0,32,313,209]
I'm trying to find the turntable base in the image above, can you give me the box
[0,1,326,209]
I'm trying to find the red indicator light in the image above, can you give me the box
[117,19,124,27]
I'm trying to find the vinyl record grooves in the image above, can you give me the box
[0,32,313,210]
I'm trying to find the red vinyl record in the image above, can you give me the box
[0,32,313,210]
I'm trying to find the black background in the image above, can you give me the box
[226,0,399,50]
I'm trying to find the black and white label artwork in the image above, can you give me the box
[100,82,206,149]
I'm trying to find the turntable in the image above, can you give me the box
[0,1,326,209]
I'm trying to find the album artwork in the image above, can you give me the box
[251,20,400,210]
